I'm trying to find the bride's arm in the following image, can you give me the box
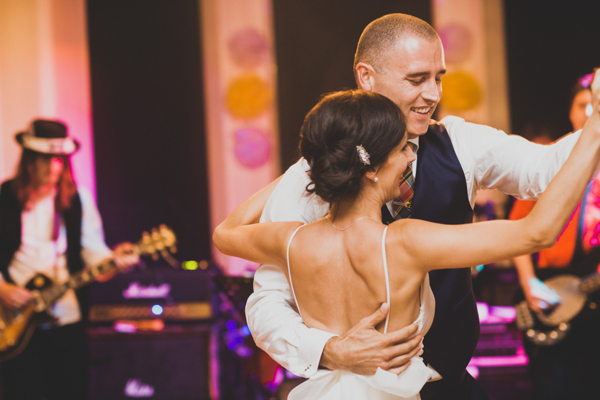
[213,176,301,267]
[396,69,600,272]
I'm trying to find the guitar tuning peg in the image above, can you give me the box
[142,233,154,249]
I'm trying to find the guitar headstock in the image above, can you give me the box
[137,225,178,267]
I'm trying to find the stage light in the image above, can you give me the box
[240,325,251,336]
[182,260,198,270]
[151,304,164,316]
[466,365,479,379]
[226,319,236,330]
[476,302,489,321]
[114,321,137,333]
[489,305,517,322]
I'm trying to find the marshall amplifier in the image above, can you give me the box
[88,268,212,322]
[88,324,212,400]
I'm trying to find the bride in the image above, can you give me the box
[214,72,600,399]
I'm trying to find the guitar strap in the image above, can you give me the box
[51,208,61,281]
[52,208,61,241]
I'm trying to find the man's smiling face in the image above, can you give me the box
[370,35,446,138]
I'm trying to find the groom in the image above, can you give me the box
[246,13,585,399]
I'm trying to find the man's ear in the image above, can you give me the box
[355,62,376,92]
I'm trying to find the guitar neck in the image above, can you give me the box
[578,272,600,294]
[36,227,175,308]
[40,259,120,306]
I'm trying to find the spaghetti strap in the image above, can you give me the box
[381,226,391,334]
[287,224,306,317]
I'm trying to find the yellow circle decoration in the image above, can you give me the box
[225,74,272,119]
[442,71,482,111]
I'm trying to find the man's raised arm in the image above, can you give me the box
[442,116,582,202]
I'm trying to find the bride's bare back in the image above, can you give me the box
[288,218,424,335]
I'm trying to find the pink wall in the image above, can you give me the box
[0,0,96,197]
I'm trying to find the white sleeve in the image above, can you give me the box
[259,158,328,223]
[77,187,113,267]
[443,116,580,205]
[245,159,335,378]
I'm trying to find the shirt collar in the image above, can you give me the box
[408,137,419,153]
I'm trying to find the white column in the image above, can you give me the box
[201,0,280,276]
[0,0,96,197]
[432,0,511,132]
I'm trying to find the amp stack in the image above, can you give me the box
[86,264,214,400]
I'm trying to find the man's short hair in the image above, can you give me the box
[354,13,439,74]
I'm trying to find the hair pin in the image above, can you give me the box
[356,145,370,165]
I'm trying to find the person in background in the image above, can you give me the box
[245,13,593,400]
[509,74,596,400]
[0,119,139,400]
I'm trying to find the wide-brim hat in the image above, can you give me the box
[15,119,79,156]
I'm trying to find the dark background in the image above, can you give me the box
[86,0,599,262]
[87,0,209,263]
[504,1,600,140]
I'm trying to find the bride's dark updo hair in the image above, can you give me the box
[300,89,406,204]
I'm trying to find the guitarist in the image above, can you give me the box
[509,75,598,400]
[0,119,139,400]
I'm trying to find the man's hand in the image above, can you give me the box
[112,242,140,272]
[320,303,423,375]
[96,242,140,282]
[0,281,33,309]
[523,277,561,313]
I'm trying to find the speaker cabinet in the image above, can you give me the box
[88,325,211,400]
[476,365,533,400]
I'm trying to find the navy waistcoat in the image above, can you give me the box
[384,122,478,382]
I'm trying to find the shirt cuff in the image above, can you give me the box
[298,328,338,378]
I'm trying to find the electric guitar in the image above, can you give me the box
[514,271,600,346]
[0,225,177,362]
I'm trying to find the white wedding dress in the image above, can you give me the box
[286,225,439,399]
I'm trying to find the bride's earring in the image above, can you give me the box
[374,176,379,182]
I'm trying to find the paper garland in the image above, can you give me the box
[228,28,269,69]
[226,28,273,169]
[442,71,482,111]
[225,74,272,119]
[439,23,473,64]
[233,128,271,168]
